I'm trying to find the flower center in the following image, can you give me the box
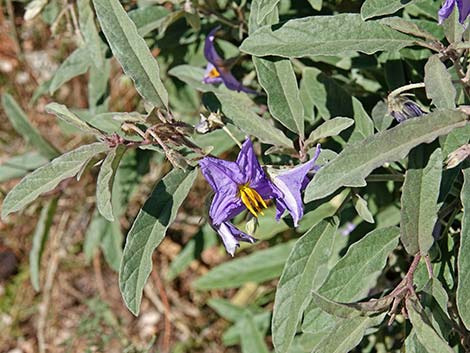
[208,67,221,78]
[238,183,268,217]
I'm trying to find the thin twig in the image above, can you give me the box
[93,252,107,301]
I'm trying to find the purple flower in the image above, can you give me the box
[199,139,321,255]
[388,95,425,123]
[438,0,470,24]
[202,27,257,94]
[271,144,322,227]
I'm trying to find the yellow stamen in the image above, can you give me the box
[238,183,268,217]
[209,67,220,78]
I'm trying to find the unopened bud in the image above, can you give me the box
[446,144,470,169]
[195,112,224,134]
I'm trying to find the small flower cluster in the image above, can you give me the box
[199,139,321,256]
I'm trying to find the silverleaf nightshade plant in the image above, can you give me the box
[199,139,321,256]
[202,27,257,94]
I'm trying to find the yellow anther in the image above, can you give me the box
[209,67,220,78]
[238,183,268,217]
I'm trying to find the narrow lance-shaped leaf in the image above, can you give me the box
[30,198,58,291]
[318,226,400,302]
[401,146,443,255]
[361,0,420,20]
[305,109,468,202]
[45,103,102,135]
[240,312,270,353]
[272,219,338,353]
[253,57,304,137]
[305,117,354,147]
[314,314,385,353]
[424,55,456,109]
[49,48,91,94]
[406,297,454,353]
[2,94,59,159]
[0,152,49,183]
[1,143,109,219]
[193,241,295,290]
[240,14,417,58]
[302,227,399,336]
[119,168,197,315]
[77,0,104,69]
[96,146,126,222]
[457,166,470,330]
[214,90,293,148]
[92,0,168,108]
[253,0,280,25]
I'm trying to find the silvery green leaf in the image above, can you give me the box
[119,168,197,315]
[78,0,104,68]
[100,219,123,272]
[254,57,304,136]
[318,227,399,302]
[457,166,470,330]
[314,314,385,353]
[84,210,108,262]
[96,146,126,222]
[272,219,339,353]
[193,241,295,290]
[2,143,109,219]
[361,0,420,20]
[92,0,168,108]
[371,100,393,132]
[240,312,270,353]
[401,146,442,255]
[0,152,49,183]
[45,103,102,135]
[253,0,280,25]
[240,14,417,58]
[30,198,58,291]
[49,48,92,94]
[307,0,322,10]
[406,298,454,353]
[305,117,354,147]
[305,110,467,202]
[214,90,293,148]
[442,5,464,44]
[2,94,59,159]
[353,194,375,224]
[424,55,456,109]
[380,17,440,41]
[128,5,170,36]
